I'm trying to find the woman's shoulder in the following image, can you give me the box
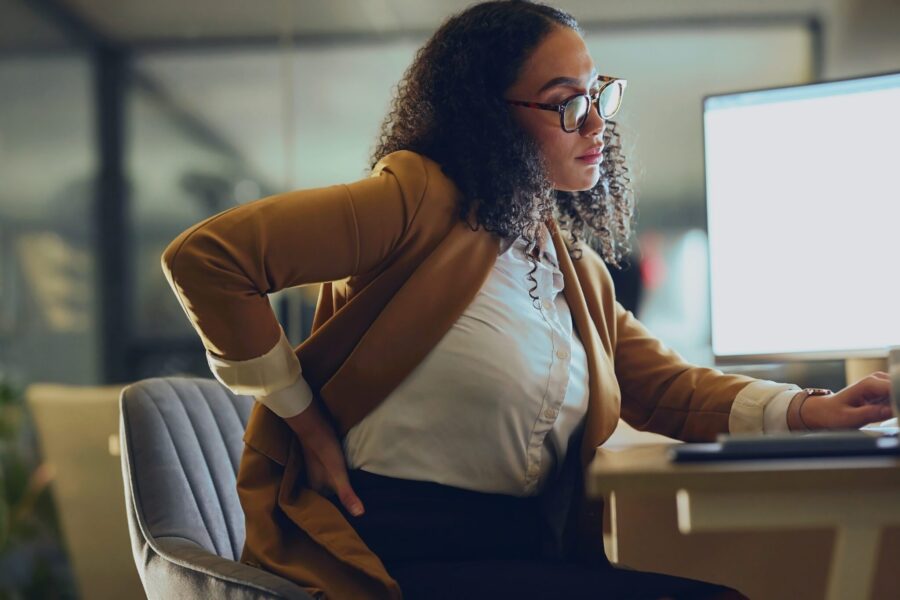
[371,149,438,177]
[369,149,462,215]
[372,150,456,191]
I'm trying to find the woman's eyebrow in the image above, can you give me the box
[537,70,599,94]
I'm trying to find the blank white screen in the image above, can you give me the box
[704,73,900,359]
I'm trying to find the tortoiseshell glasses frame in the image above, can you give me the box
[505,75,627,133]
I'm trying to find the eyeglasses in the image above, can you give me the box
[505,75,627,133]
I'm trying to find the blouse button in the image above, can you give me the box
[541,299,553,311]
[544,407,559,419]
[556,349,569,360]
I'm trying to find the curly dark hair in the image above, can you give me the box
[371,0,634,268]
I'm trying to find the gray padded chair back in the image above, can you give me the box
[120,377,312,600]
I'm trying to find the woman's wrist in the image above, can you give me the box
[787,391,810,431]
[786,388,833,431]
[284,401,331,442]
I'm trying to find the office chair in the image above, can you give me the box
[119,377,313,599]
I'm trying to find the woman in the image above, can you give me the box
[161,2,894,598]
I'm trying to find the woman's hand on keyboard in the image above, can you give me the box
[801,371,893,430]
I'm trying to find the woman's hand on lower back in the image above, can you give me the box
[284,402,365,517]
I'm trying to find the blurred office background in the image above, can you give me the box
[0,0,898,597]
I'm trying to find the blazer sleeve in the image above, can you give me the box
[161,152,428,399]
[613,301,759,441]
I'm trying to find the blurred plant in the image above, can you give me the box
[0,376,76,599]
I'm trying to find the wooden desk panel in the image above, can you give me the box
[588,443,900,600]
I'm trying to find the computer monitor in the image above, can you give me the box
[702,71,900,370]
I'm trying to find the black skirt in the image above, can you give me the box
[327,469,745,600]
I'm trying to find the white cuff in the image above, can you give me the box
[729,380,801,434]
[763,388,801,433]
[256,375,314,418]
[206,328,301,397]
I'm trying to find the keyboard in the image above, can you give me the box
[861,417,899,435]
[670,429,900,462]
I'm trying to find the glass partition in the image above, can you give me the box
[0,54,99,384]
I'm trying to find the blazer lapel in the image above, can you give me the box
[548,221,621,466]
[321,218,500,434]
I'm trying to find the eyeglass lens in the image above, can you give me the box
[563,81,624,131]
[598,82,623,119]
[563,95,590,131]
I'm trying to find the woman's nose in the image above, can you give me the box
[581,102,606,138]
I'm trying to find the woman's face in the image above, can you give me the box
[506,26,606,192]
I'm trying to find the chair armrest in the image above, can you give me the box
[153,536,314,600]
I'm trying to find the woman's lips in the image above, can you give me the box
[576,146,604,164]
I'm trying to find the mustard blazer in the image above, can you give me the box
[162,150,756,599]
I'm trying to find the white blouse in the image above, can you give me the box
[342,227,590,496]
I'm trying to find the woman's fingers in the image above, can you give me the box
[334,475,365,517]
[287,402,365,517]
[846,402,893,426]
[303,433,366,517]
[863,376,891,402]
[299,441,329,492]
[320,444,365,516]
[843,375,891,405]
[313,453,361,516]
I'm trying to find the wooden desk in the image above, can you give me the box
[587,444,900,600]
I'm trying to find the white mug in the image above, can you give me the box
[890,346,900,418]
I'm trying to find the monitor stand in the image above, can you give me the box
[845,357,888,385]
